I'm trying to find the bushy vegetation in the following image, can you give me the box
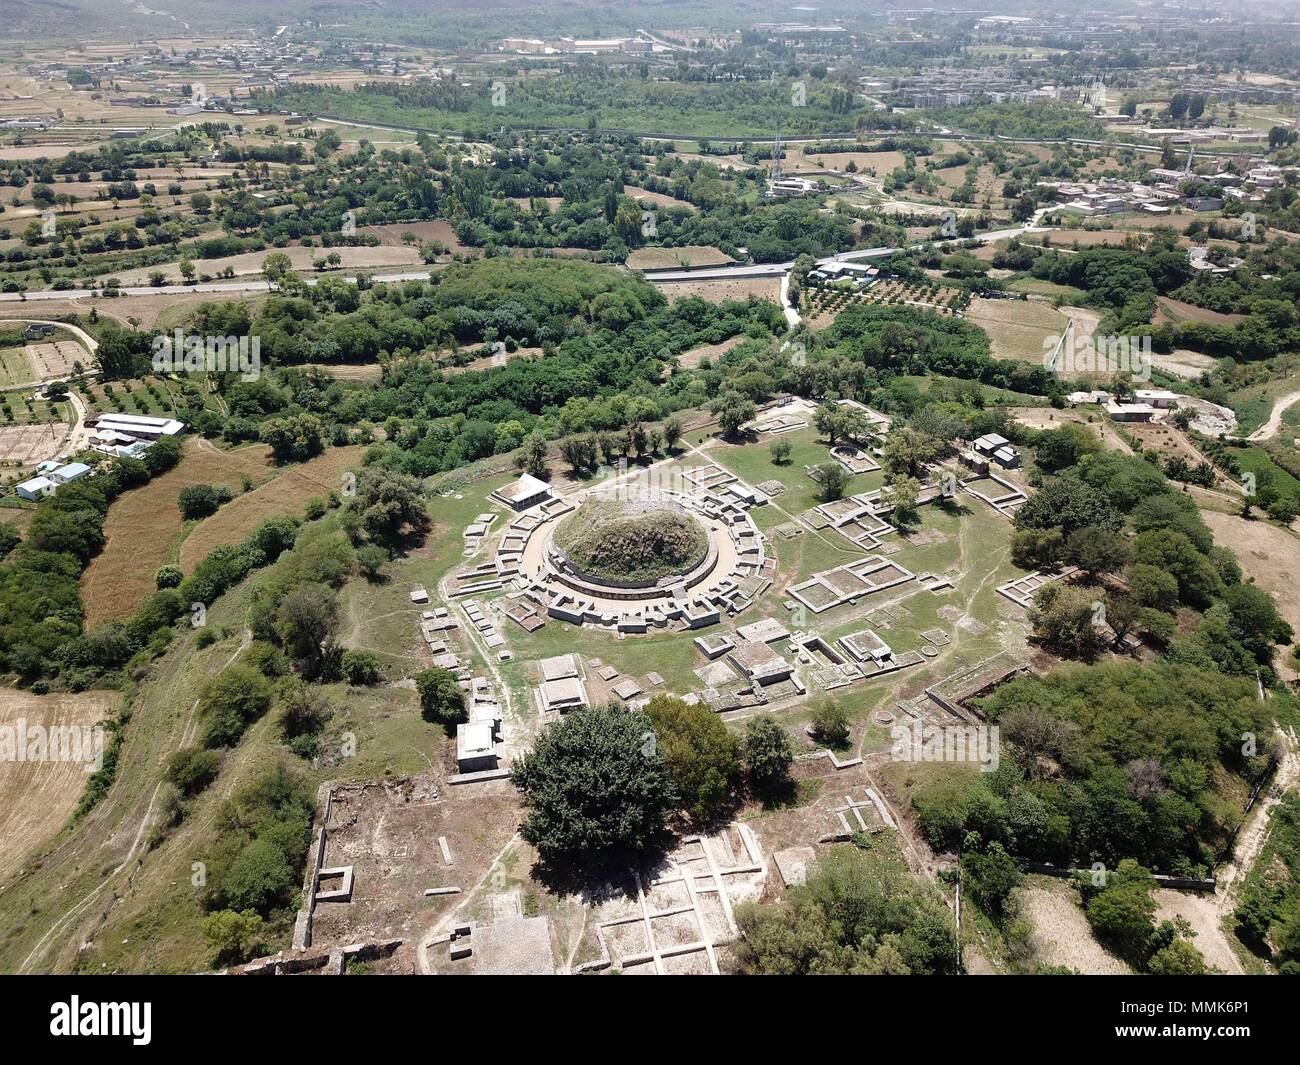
[1234,793,1300,971]
[911,662,1271,876]
[732,845,958,975]
[201,763,314,964]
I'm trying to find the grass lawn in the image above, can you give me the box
[0,347,34,388]
[1006,278,1088,303]
[1228,445,1300,501]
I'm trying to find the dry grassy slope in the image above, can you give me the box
[178,446,364,573]
[0,610,250,973]
[0,689,121,873]
[80,439,274,628]
[0,486,478,972]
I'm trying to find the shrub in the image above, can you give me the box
[179,483,233,520]
[245,640,289,677]
[165,746,221,796]
[811,700,851,747]
[201,909,265,968]
[341,649,382,686]
[199,664,273,748]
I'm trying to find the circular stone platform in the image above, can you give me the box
[511,486,767,630]
[552,498,708,588]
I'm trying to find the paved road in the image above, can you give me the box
[0,269,437,303]
[642,212,1051,284]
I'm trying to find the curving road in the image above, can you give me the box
[1247,390,1300,441]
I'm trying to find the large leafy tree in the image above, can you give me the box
[644,694,741,822]
[346,468,429,545]
[511,705,675,867]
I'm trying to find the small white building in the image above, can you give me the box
[15,475,55,501]
[1106,401,1157,423]
[1134,389,1180,409]
[50,462,91,485]
[992,446,1021,470]
[492,473,551,512]
[455,722,498,773]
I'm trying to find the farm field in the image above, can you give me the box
[179,445,365,572]
[663,277,783,304]
[626,245,732,269]
[1155,297,1246,327]
[0,688,121,875]
[965,297,1068,362]
[622,185,697,212]
[803,279,967,329]
[360,219,480,256]
[114,244,424,285]
[80,439,275,627]
[0,347,34,388]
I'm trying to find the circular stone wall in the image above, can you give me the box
[551,498,709,588]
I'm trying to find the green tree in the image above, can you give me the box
[962,835,1022,917]
[511,705,675,867]
[645,694,741,822]
[817,462,849,502]
[346,468,428,545]
[201,909,264,968]
[882,474,921,526]
[1147,937,1209,975]
[262,251,293,290]
[522,430,548,477]
[711,390,755,438]
[1084,859,1158,961]
[1028,583,1109,661]
[732,847,958,975]
[274,584,337,679]
[341,649,382,686]
[663,417,683,452]
[199,664,273,748]
[259,412,324,463]
[0,521,19,561]
[165,746,221,797]
[812,699,851,747]
[416,666,465,725]
[743,715,795,798]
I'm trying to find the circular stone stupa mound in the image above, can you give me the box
[552,498,709,585]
